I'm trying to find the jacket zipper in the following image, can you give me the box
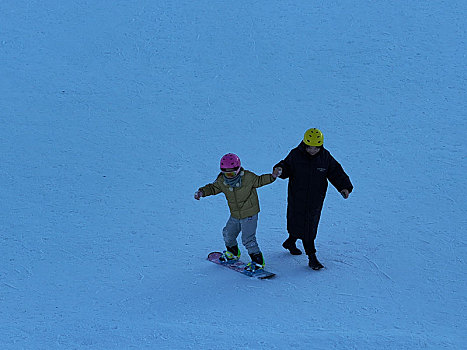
[233,187,241,218]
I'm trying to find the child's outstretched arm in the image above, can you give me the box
[194,180,222,200]
[252,173,276,188]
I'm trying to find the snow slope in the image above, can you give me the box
[1,1,466,349]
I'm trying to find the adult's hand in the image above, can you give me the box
[272,167,282,178]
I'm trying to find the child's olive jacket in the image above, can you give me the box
[199,169,275,219]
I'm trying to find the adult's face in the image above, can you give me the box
[306,146,321,156]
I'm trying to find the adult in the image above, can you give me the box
[273,128,353,270]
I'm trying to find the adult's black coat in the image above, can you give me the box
[274,142,353,240]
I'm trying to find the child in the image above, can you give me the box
[195,153,281,271]
[273,128,353,270]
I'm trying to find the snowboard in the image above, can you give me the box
[207,252,276,279]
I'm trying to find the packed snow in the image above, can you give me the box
[1,1,466,349]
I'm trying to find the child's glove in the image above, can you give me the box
[194,190,204,200]
[272,167,282,179]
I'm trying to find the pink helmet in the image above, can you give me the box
[220,153,241,170]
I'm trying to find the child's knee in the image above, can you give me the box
[242,235,259,251]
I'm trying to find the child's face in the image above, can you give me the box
[306,146,321,156]
[222,168,239,178]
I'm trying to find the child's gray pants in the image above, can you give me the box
[222,214,260,255]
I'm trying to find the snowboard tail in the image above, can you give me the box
[207,252,275,279]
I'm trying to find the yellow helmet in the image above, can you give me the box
[303,128,324,146]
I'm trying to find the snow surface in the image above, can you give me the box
[1,1,466,349]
